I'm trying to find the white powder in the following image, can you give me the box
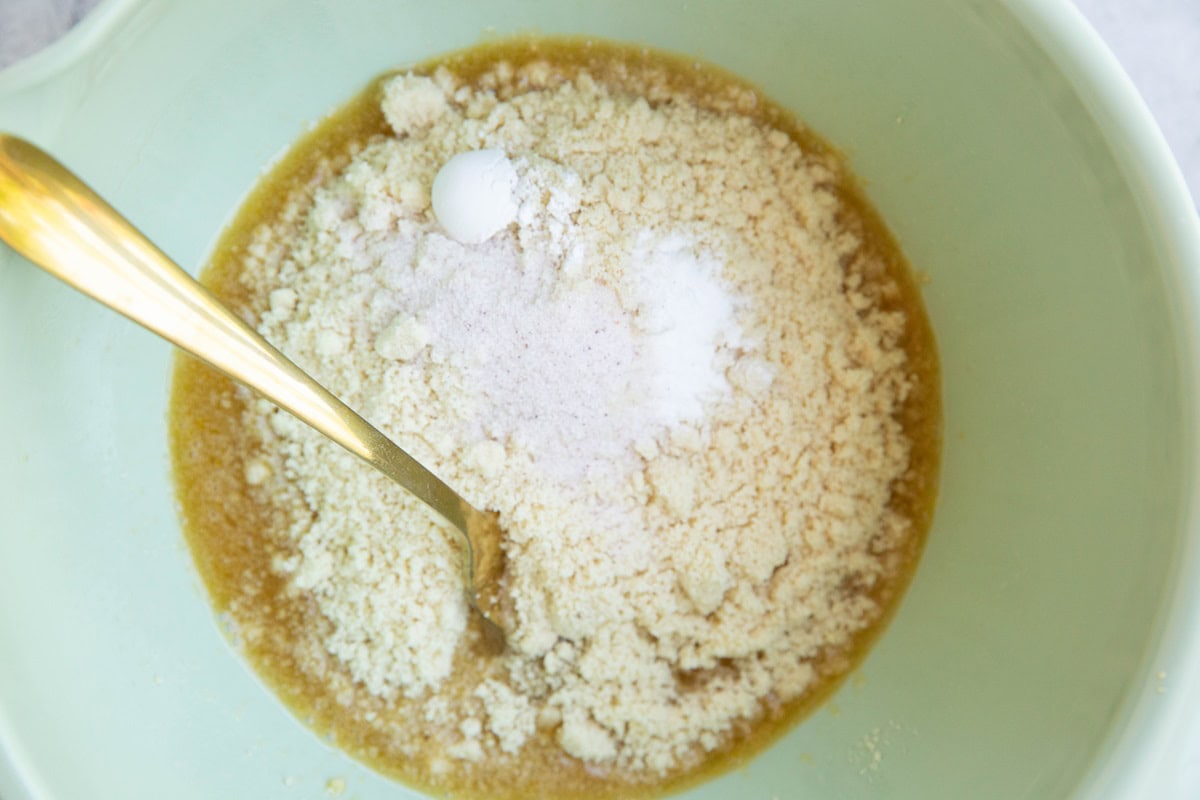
[627,232,741,424]
[334,147,740,483]
[237,59,921,781]
[431,149,519,244]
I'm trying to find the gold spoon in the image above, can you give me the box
[0,133,506,644]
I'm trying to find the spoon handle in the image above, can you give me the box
[0,133,473,535]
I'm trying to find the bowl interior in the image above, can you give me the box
[0,0,1194,798]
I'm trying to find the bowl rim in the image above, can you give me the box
[0,0,140,94]
[1,0,1199,797]
[1000,1,1200,797]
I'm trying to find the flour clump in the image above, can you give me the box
[215,44,936,797]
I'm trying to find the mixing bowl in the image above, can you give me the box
[2,0,1199,797]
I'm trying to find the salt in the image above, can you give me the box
[397,158,739,482]
[627,234,740,425]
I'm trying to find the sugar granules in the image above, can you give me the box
[238,61,914,776]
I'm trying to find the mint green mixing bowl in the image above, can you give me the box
[2,1,1199,798]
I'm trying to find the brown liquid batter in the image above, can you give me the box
[169,37,940,800]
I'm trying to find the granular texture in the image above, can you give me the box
[174,39,939,800]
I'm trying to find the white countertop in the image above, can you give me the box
[1074,0,1199,209]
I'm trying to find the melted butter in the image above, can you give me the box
[169,36,941,800]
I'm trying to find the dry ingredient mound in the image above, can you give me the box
[236,59,914,778]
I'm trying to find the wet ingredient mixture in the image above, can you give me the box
[170,38,940,800]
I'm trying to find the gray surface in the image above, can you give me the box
[0,0,97,67]
[1077,0,1199,208]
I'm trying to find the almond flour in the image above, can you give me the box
[179,41,938,797]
